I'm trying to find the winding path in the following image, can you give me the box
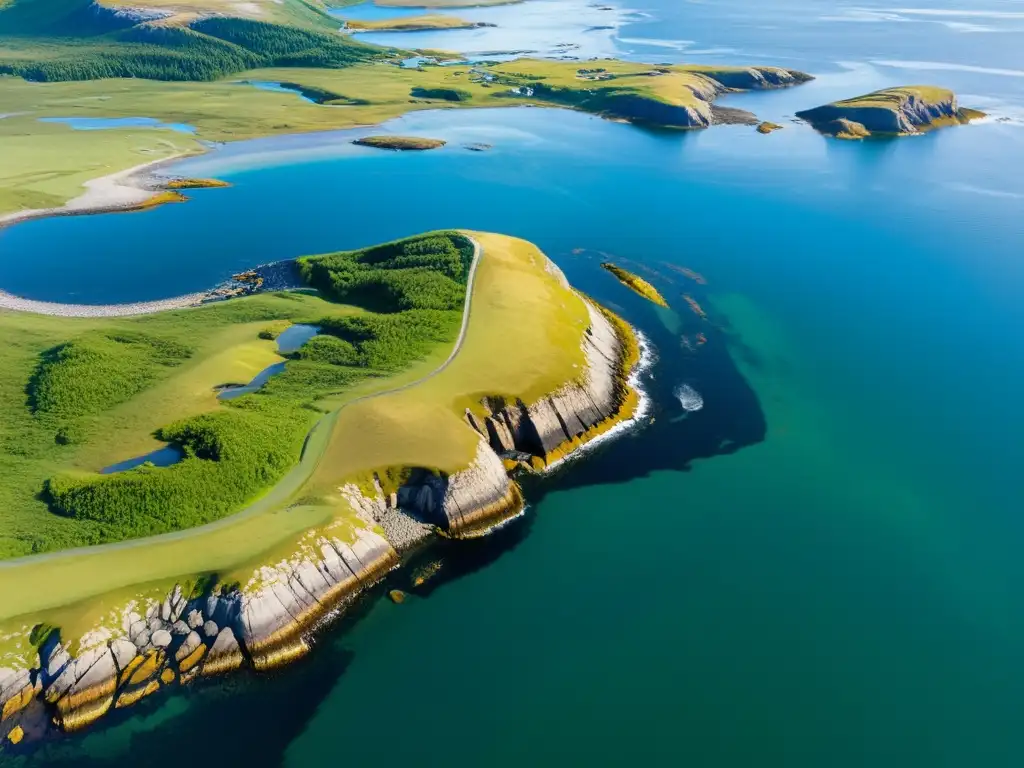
[0,236,482,569]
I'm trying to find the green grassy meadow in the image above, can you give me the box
[0,232,475,559]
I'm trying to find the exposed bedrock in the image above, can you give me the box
[478,301,631,461]
[0,527,398,739]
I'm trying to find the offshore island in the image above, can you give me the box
[0,0,988,749]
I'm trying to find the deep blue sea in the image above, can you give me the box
[4,0,1024,764]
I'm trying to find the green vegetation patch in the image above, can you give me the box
[601,262,668,307]
[0,233,474,558]
[0,0,375,82]
[29,331,191,423]
[410,86,473,102]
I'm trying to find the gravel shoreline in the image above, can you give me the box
[0,289,210,318]
[0,260,303,318]
[0,152,200,230]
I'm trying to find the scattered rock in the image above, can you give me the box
[389,589,407,604]
[110,639,138,671]
[151,630,172,649]
[756,121,783,134]
[186,610,204,630]
[202,620,219,639]
[171,620,190,636]
[174,632,203,663]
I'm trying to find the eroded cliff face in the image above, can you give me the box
[796,87,984,138]
[530,66,810,129]
[0,522,398,741]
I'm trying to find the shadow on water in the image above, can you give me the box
[527,254,768,501]
[390,257,768,597]
[16,649,353,768]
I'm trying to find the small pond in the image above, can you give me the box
[39,116,198,134]
[276,324,320,354]
[101,444,185,474]
[236,81,316,103]
[217,325,321,400]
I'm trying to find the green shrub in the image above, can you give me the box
[29,331,191,419]
[411,86,472,102]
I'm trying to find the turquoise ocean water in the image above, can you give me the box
[3,0,1024,764]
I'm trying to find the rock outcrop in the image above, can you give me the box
[697,66,813,91]
[0,522,398,742]
[796,86,985,138]
[471,301,637,466]
[526,66,810,129]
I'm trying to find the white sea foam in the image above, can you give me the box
[871,60,1024,78]
[543,330,656,473]
[616,36,693,50]
[888,8,1024,20]
[946,183,1024,200]
[674,383,704,412]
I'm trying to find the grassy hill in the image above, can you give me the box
[0,0,374,82]
[0,232,473,558]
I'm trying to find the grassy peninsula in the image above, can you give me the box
[353,135,446,150]
[0,231,625,632]
[796,86,985,138]
[601,262,668,307]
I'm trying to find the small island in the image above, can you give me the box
[601,262,668,307]
[795,86,986,139]
[756,121,782,134]
[344,15,489,32]
[352,136,447,150]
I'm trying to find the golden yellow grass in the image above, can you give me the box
[309,231,590,489]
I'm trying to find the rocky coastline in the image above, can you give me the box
[0,285,647,749]
[796,86,985,138]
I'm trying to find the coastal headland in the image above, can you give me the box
[796,86,985,138]
[0,230,647,744]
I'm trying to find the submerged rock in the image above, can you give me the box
[389,589,407,604]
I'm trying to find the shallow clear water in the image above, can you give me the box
[275,324,320,354]
[6,0,1024,764]
[217,361,287,401]
[235,81,316,103]
[37,117,197,134]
